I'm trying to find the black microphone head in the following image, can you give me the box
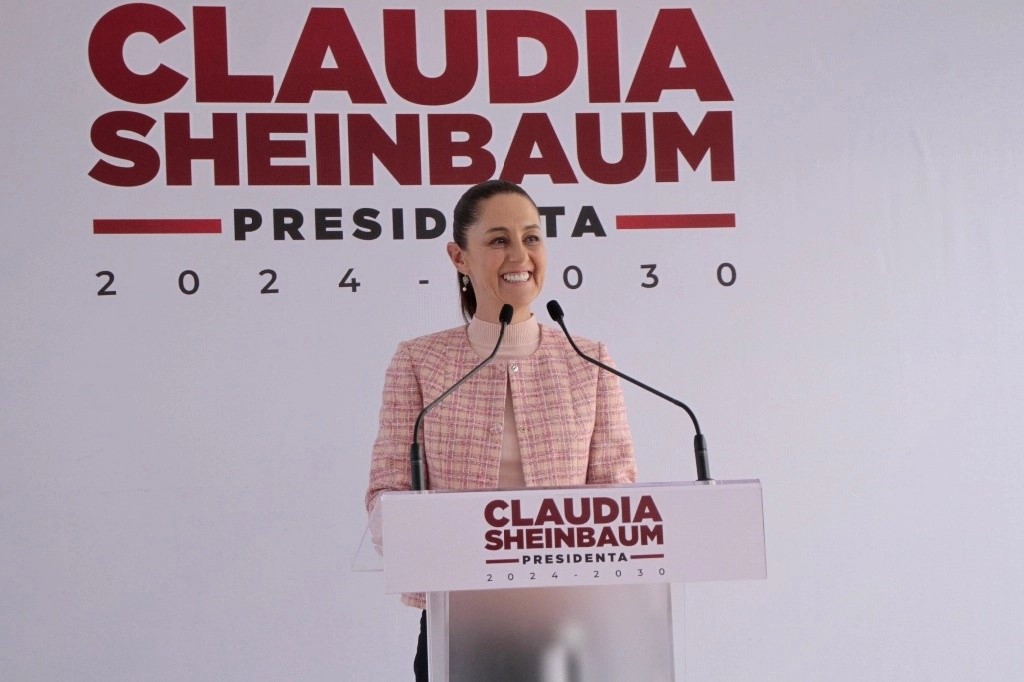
[499,304,514,325]
[546,300,565,322]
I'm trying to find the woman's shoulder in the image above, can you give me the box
[537,323,605,359]
[395,325,469,359]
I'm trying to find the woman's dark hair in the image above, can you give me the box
[452,179,537,322]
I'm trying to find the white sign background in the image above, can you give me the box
[2,1,1022,680]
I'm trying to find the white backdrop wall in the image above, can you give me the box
[2,1,1023,680]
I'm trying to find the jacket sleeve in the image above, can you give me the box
[365,343,429,610]
[365,342,422,515]
[586,342,638,484]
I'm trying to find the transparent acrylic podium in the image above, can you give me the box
[355,480,765,681]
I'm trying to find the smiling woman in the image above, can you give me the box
[364,179,637,681]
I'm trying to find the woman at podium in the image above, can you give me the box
[365,179,637,680]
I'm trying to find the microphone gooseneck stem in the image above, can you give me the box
[410,304,513,491]
[555,317,703,434]
[547,300,711,482]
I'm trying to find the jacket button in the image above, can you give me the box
[510,363,519,373]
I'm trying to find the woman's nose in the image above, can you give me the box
[507,240,527,262]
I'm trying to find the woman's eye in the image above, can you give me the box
[525,234,541,243]
[490,237,508,246]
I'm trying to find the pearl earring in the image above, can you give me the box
[461,275,470,292]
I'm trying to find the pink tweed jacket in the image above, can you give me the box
[365,323,637,607]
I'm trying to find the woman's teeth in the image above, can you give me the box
[502,273,530,283]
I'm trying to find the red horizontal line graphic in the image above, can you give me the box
[94,219,222,235]
[616,213,735,230]
[630,553,665,560]
[485,558,520,564]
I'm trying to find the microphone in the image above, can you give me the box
[546,300,711,482]
[409,304,514,491]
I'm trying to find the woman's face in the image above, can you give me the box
[448,193,546,324]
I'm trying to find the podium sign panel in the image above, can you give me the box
[382,480,765,594]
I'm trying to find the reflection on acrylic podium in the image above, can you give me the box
[432,583,673,681]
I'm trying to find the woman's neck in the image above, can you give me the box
[475,305,533,324]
